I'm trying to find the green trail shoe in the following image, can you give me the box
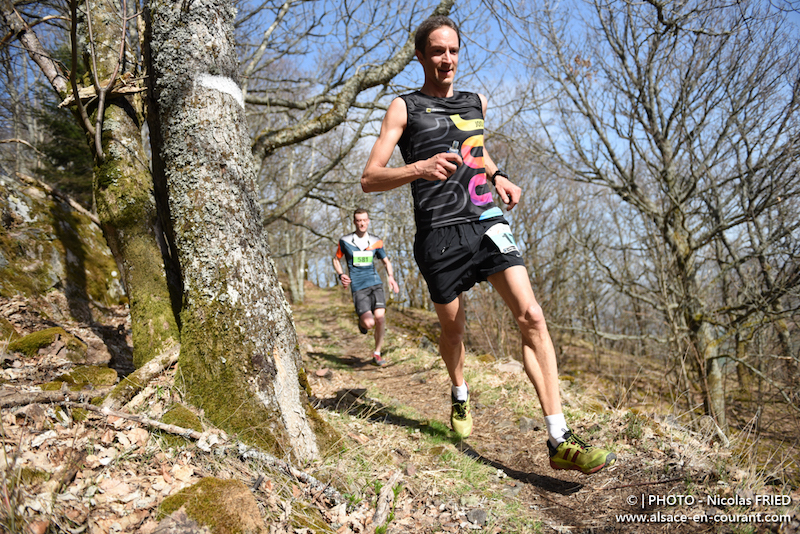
[547,431,616,474]
[450,392,473,438]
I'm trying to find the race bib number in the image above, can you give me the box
[353,250,374,266]
[485,223,519,254]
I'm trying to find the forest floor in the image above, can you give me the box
[1,281,799,533]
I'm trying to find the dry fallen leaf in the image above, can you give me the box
[100,429,115,444]
[25,519,49,534]
[171,464,193,482]
[106,414,123,426]
[161,464,173,484]
[99,477,132,498]
[128,427,150,447]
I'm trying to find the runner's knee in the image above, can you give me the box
[518,302,547,332]
[440,322,465,346]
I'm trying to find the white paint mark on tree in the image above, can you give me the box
[197,74,244,109]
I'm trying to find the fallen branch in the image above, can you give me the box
[16,173,101,227]
[239,444,345,506]
[57,79,146,109]
[372,470,403,529]
[63,401,205,439]
[57,398,346,507]
[0,386,109,408]
[103,344,180,410]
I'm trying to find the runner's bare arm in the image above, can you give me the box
[332,256,350,287]
[362,97,462,192]
[479,94,521,211]
[381,257,400,294]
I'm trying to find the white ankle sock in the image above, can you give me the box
[452,382,469,402]
[545,413,569,447]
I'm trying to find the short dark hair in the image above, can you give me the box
[414,15,461,54]
[354,208,369,218]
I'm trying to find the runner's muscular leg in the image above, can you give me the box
[359,311,375,331]
[433,296,466,387]
[373,307,386,353]
[487,265,562,416]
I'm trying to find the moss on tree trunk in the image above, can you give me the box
[79,0,180,367]
[94,104,181,367]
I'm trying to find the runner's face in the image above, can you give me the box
[354,214,369,233]
[417,27,459,92]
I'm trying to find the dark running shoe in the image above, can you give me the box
[547,430,616,474]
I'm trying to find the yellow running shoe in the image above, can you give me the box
[450,391,472,438]
[548,431,616,474]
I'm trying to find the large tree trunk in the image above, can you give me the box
[77,0,181,368]
[146,0,328,461]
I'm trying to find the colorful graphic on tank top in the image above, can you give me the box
[397,91,502,230]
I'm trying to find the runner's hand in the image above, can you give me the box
[419,152,462,181]
[339,273,351,287]
[388,277,400,294]
[494,175,521,211]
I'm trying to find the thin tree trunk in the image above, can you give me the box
[695,319,727,433]
[77,0,181,367]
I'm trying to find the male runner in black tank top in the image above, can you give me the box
[361,15,615,475]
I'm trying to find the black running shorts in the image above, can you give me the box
[414,218,525,304]
[352,284,386,316]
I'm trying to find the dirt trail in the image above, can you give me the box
[294,282,712,533]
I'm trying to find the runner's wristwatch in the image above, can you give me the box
[490,169,509,185]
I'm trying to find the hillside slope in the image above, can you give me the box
[1,213,798,534]
[294,281,799,533]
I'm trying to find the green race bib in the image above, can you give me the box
[353,250,374,266]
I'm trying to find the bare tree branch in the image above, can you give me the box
[0,0,68,95]
[250,0,454,161]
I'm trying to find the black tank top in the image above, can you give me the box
[397,91,502,230]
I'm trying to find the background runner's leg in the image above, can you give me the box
[373,307,386,354]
